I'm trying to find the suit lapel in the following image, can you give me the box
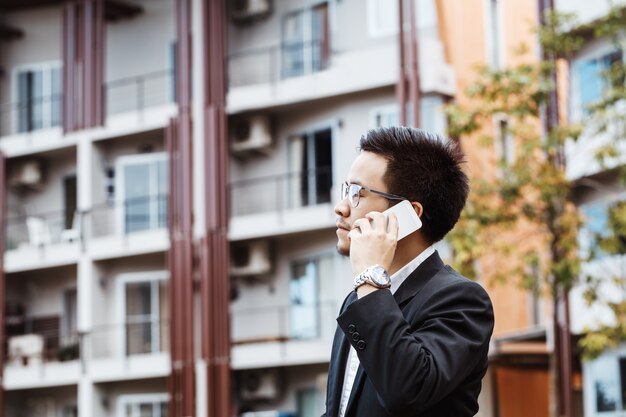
[393,251,445,307]
[326,291,358,417]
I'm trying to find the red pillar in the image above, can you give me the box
[62,0,105,132]
[167,0,195,416]
[0,152,6,417]
[397,0,421,127]
[201,0,231,416]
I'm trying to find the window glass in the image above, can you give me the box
[16,64,62,133]
[290,259,320,339]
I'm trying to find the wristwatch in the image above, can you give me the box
[354,265,391,289]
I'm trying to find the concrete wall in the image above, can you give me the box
[0,6,63,106]
[105,0,175,82]
[5,385,77,417]
[7,147,77,218]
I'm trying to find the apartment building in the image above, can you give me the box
[559,1,626,416]
[0,0,556,416]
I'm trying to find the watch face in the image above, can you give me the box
[370,266,390,286]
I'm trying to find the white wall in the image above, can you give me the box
[105,0,175,82]
[7,147,77,217]
[4,384,77,417]
[0,6,62,105]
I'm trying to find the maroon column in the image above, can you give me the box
[167,0,195,416]
[396,0,421,127]
[62,0,105,132]
[396,0,406,125]
[0,152,5,417]
[201,0,231,416]
[407,0,420,127]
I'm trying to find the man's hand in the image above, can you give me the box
[348,211,399,276]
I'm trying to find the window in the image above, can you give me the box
[574,50,623,116]
[370,104,400,128]
[370,96,446,133]
[116,153,168,234]
[14,63,62,133]
[62,288,78,346]
[282,2,329,78]
[297,387,325,417]
[288,127,333,208]
[119,272,168,356]
[117,394,168,417]
[290,259,320,339]
[496,118,514,168]
[579,196,626,259]
[585,352,626,415]
[485,0,503,69]
[368,0,439,38]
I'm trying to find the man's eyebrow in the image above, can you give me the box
[347,179,363,186]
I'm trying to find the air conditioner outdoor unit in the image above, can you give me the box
[231,0,271,22]
[8,334,44,366]
[231,240,272,277]
[240,369,280,401]
[231,115,272,155]
[9,160,44,188]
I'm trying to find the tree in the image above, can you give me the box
[445,5,626,415]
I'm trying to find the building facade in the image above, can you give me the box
[0,0,570,416]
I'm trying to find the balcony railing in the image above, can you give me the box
[231,300,336,346]
[0,94,62,137]
[229,167,332,217]
[5,209,78,251]
[4,195,168,252]
[87,194,168,239]
[105,69,175,116]
[228,40,329,88]
[5,316,79,367]
[86,319,169,360]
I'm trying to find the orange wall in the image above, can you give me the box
[438,0,551,336]
[496,367,550,417]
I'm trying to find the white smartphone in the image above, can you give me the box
[382,200,423,240]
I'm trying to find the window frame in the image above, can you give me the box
[116,393,169,417]
[115,152,168,235]
[116,270,168,357]
[11,60,62,134]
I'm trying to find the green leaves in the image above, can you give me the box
[446,7,626,359]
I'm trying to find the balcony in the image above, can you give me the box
[229,168,336,241]
[85,194,169,260]
[4,319,80,390]
[231,301,336,369]
[4,209,81,273]
[85,319,170,382]
[227,36,455,114]
[103,69,177,138]
[0,70,175,157]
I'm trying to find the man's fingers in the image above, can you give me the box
[387,212,399,238]
[353,217,371,233]
[365,211,387,231]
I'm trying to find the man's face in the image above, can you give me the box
[335,151,391,256]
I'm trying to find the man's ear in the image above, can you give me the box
[410,201,424,218]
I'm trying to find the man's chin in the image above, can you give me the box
[336,242,349,257]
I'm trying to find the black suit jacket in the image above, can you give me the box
[323,252,494,417]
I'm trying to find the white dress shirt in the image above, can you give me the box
[337,245,436,417]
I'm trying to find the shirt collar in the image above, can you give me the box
[390,245,436,294]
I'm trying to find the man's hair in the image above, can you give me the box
[359,126,469,243]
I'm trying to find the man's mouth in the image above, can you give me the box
[336,222,351,231]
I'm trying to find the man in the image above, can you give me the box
[324,126,494,417]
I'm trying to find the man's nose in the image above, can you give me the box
[335,197,350,218]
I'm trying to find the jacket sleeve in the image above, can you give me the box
[336,277,494,416]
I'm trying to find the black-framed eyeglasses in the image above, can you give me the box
[341,181,407,208]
